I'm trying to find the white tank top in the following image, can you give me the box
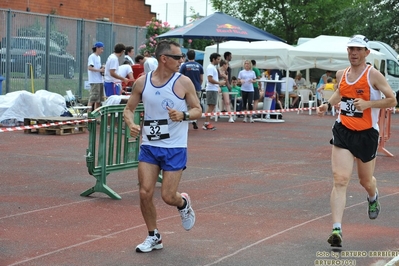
[141,72,188,148]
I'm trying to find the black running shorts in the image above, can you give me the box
[330,122,379,163]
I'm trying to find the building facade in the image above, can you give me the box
[0,0,155,26]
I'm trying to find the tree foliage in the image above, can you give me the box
[138,17,173,55]
[141,0,399,52]
[140,9,214,53]
[210,0,355,44]
[182,7,214,51]
[210,0,399,49]
[330,0,399,47]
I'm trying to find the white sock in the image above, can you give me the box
[368,193,377,202]
[333,223,341,230]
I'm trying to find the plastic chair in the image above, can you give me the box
[311,82,317,91]
[297,89,315,115]
[65,90,77,106]
[321,90,335,116]
[65,90,90,117]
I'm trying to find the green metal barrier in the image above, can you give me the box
[81,103,143,200]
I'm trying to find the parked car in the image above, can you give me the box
[0,36,75,79]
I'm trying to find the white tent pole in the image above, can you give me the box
[285,71,289,109]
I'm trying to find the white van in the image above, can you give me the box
[368,41,399,92]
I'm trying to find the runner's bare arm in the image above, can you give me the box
[360,68,397,109]
[123,76,145,138]
[167,77,202,121]
[318,70,342,114]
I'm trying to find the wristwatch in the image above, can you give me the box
[323,101,331,109]
[182,111,190,121]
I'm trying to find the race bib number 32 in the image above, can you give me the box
[143,119,170,141]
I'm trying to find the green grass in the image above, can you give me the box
[1,72,90,100]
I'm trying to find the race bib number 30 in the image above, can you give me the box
[143,119,170,141]
[340,97,363,118]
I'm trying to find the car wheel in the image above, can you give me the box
[64,63,74,79]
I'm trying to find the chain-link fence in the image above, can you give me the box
[0,9,147,100]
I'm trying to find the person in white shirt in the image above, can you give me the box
[203,53,226,130]
[87,41,105,110]
[144,57,158,73]
[295,72,307,87]
[104,43,129,96]
[134,54,158,74]
[143,50,151,57]
[281,75,299,108]
[124,46,135,65]
[238,60,257,123]
[117,61,134,94]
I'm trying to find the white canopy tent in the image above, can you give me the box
[287,35,386,108]
[203,35,385,72]
[289,35,385,71]
[203,40,293,71]
[203,40,294,110]
[202,36,386,108]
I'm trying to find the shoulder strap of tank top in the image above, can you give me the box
[365,64,372,74]
[170,72,181,83]
[338,66,351,86]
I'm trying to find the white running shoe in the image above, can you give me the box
[136,230,163,253]
[228,117,234,123]
[243,117,248,123]
[179,193,196,231]
[250,117,254,123]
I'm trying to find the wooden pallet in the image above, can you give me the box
[24,116,87,135]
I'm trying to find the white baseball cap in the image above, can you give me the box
[347,35,369,49]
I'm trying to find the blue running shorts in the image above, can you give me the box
[104,82,121,97]
[138,145,187,171]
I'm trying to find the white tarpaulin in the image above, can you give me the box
[0,90,67,123]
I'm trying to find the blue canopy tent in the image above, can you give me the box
[156,12,285,52]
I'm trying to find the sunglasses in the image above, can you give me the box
[162,54,184,60]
